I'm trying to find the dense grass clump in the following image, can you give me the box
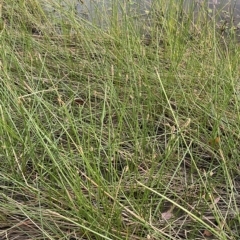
[0,0,240,239]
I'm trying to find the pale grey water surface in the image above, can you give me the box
[44,1,240,23]
[44,0,240,36]
[74,0,240,23]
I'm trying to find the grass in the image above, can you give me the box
[0,0,240,239]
